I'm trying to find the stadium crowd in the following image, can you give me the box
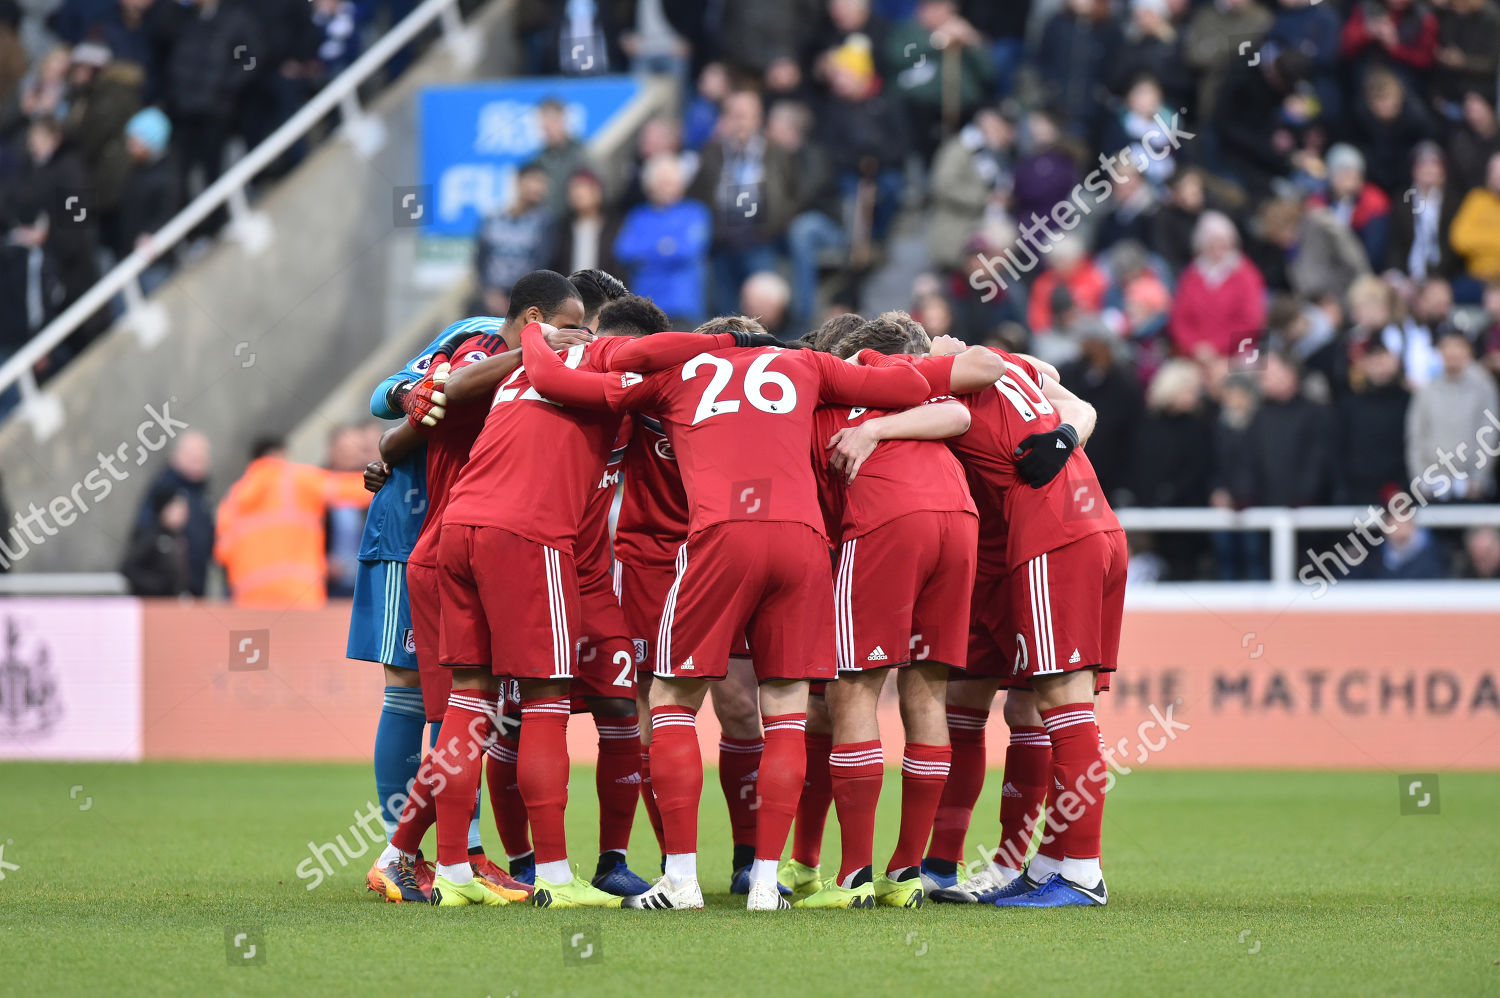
[0,0,454,373]
[477,0,1500,581]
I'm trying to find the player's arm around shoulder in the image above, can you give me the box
[826,399,970,484]
[1041,376,1097,445]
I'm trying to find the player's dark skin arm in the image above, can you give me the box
[442,325,594,404]
[379,421,425,464]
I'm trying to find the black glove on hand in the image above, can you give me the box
[386,379,414,414]
[1013,423,1079,488]
[733,330,801,349]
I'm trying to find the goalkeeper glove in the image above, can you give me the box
[402,362,450,428]
[1012,423,1079,488]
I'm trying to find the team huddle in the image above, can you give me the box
[347,266,1125,912]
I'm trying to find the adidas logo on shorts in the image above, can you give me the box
[1068,649,1081,664]
[681,656,695,671]
[867,646,888,662]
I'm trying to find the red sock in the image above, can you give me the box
[1035,757,1067,864]
[755,714,807,862]
[648,705,701,855]
[1041,702,1105,860]
[995,725,1051,870]
[829,738,883,882]
[793,731,834,867]
[391,752,439,856]
[594,716,642,854]
[484,735,531,859]
[889,742,951,873]
[638,742,666,852]
[928,705,987,863]
[518,697,571,865]
[433,689,497,866]
[717,735,764,848]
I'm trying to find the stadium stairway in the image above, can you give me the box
[856,199,937,319]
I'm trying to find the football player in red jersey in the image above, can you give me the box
[432,272,787,908]
[794,315,979,910]
[616,315,792,896]
[566,296,678,898]
[520,319,935,911]
[366,303,599,902]
[866,338,1122,907]
[396,270,630,894]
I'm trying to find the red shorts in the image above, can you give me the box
[834,510,977,674]
[1010,530,1126,692]
[617,560,675,672]
[964,571,1024,687]
[406,561,451,722]
[571,563,636,701]
[655,521,836,683]
[438,525,580,680]
[619,557,751,670]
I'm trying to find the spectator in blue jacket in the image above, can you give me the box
[613,153,711,324]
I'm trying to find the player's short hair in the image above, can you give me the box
[694,315,766,338]
[875,309,932,353]
[506,269,581,325]
[831,316,913,359]
[597,295,671,339]
[808,312,864,352]
[570,268,629,325]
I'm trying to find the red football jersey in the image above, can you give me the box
[443,337,632,554]
[408,332,508,569]
[916,352,1121,567]
[575,435,626,583]
[809,400,976,544]
[602,347,933,539]
[614,413,690,569]
[964,463,1010,582]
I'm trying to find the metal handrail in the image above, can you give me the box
[1116,503,1500,583]
[0,0,476,420]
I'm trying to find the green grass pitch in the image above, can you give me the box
[1,763,1497,997]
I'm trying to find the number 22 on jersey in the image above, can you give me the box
[493,344,587,406]
[684,352,798,424]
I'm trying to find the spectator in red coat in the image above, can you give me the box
[1308,143,1392,269]
[1027,237,1108,336]
[1168,211,1267,361]
[1341,0,1439,87]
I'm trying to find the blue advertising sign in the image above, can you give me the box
[418,76,642,237]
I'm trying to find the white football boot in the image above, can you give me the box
[622,876,704,911]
